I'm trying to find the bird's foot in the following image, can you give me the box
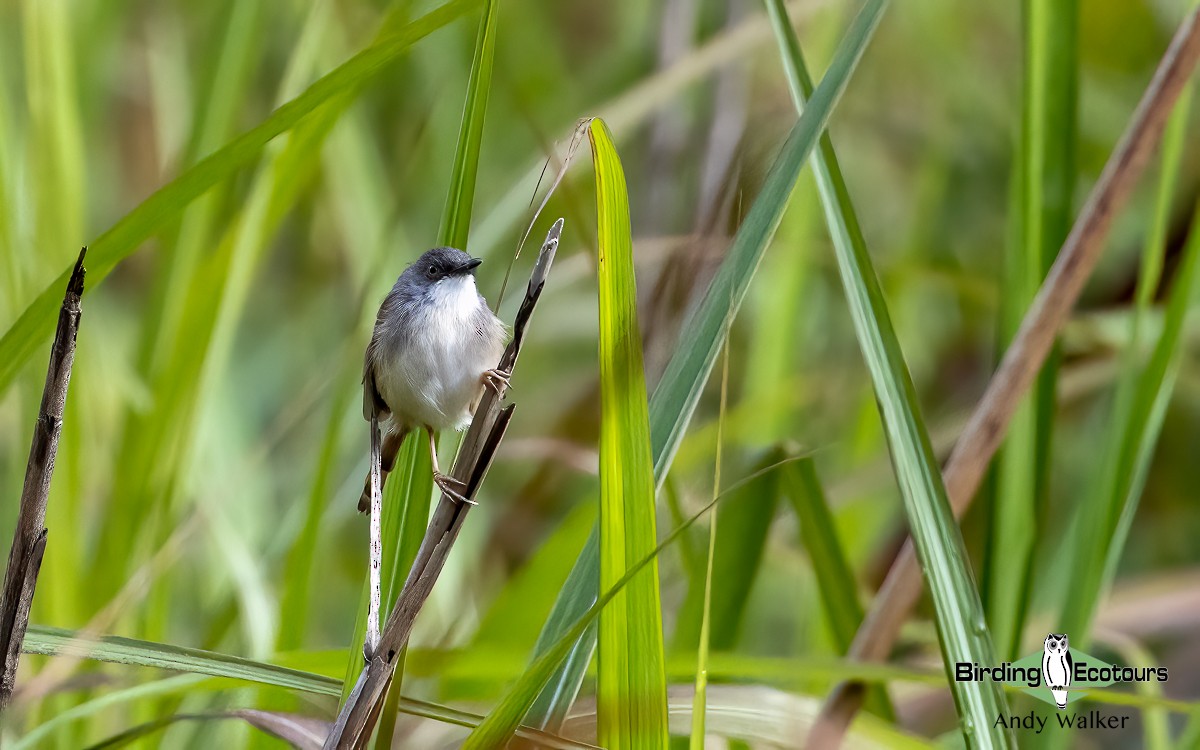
[434,471,476,506]
[481,367,511,396]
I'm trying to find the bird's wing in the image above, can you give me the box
[363,297,394,421]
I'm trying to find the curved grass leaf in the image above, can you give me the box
[523,1,891,730]
[762,0,1012,745]
[0,0,480,399]
[21,625,340,696]
[591,117,669,750]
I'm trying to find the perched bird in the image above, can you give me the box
[360,247,508,511]
[1042,633,1072,709]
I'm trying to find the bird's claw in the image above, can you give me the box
[481,367,511,396]
[434,472,476,506]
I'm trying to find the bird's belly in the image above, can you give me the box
[377,322,493,431]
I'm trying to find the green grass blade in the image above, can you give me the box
[781,456,893,720]
[689,343,729,749]
[276,381,355,652]
[0,0,479,399]
[339,4,501,735]
[438,0,499,250]
[524,526,600,730]
[648,0,886,487]
[13,675,205,750]
[987,0,1078,660]
[673,452,779,653]
[781,458,861,651]
[762,1,1012,744]
[1061,198,1200,642]
[21,625,341,696]
[523,1,890,729]
[463,478,731,748]
[591,117,669,750]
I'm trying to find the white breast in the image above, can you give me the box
[376,275,503,431]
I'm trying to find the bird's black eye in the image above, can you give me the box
[426,265,438,277]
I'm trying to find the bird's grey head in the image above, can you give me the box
[403,247,482,289]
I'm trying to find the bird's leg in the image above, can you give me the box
[481,367,511,396]
[426,426,475,506]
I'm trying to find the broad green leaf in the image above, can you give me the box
[762,0,1012,745]
[524,0,890,729]
[591,117,669,750]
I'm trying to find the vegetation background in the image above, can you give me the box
[0,0,1197,747]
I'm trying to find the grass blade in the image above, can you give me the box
[673,452,779,653]
[781,455,893,720]
[1058,3,1199,644]
[522,1,891,729]
[21,625,340,696]
[0,0,480,399]
[463,476,731,748]
[438,0,499,251]
[762,1,1012,745]
[591,117,669,750]
[689,343,729,749]
[1061,197,1200,642]
[986,0,1077,661]
[339,0,499,717]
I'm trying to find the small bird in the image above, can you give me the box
[360,247,508,511]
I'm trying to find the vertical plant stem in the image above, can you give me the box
[0,248,86,707]
[987,0,1076,661]
[690,341,729,747]
[367,415,383,656]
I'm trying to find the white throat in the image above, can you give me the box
[429,274,480,320]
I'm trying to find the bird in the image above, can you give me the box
[1042,633,1072,709]
[359,246,508,511]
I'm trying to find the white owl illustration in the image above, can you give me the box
[1042,633,1072,709]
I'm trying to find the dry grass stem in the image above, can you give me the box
[808,9,1200,747]
[0,248,87,708]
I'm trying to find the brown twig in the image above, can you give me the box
[808,9,1200,748]
[0,247,87,708]
[322,220,563,749]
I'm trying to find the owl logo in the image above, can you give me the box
[1042,633,1072,709]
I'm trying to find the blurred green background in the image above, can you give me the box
[0,0,1198,747]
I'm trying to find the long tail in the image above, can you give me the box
[1051,688,1068,709]
[358,427,408,513]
